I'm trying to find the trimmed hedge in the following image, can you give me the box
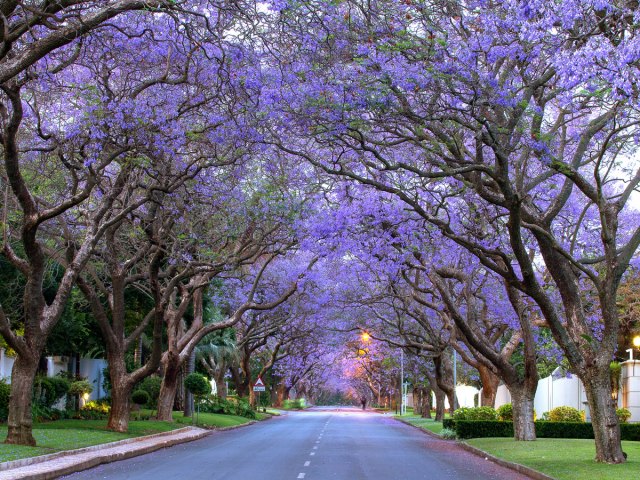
[452,420,640,440]
[443,418,456,430]
[535,421,594,439]
[456,420,514,439]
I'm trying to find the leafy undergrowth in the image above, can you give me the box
[467,438,640,480]
[397,415,444,435]
[0,419,179,463]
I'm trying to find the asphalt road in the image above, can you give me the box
[62,407,532,480]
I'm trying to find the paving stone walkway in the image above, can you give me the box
[0,426,209,480]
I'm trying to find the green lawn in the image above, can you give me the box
[139,409,259,429]
[0,419,179,463]
[467,438,640,480]
[0,410,263,463]
[397,415,444,435]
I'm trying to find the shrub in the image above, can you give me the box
[283,398,307,410]
[185,373,211,397]
[440,428,457,439]
[616,408,632,423]
[0,379,11,421]
[548,406,582,422]
[136,376,162,407]
[34,376,70,408]
[80,400,110,419]
[455,420,514,439]
[132,390,150,406]
[442,418,456,430]
[199,395,256,419]
[448,420,640,440]
[453,406,498,421]
[32,404,67,422]
[534,421,594,438]
[68,380,93,397]
[496,404,513,421]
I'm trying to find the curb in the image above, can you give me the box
[392,418,554,480]
[457,442,556,480]
[0,427,199,472]
[0,427,210,480]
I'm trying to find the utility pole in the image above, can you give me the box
[400,349,405,415]
[453,349,457,411]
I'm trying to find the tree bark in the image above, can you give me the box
[509,385,536,441]
[108,370,134,433]
[478,365,499,407]
[433,388,446,422]
[582,369,625,463]
[157,352,181,421]
[214,368,227,400]
[421,386,432,419]
[5,355,39,445]
[183,351,195,417]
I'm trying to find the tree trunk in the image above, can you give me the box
[421,387,432,419]
[157,354,181,421]
[434,388,446,422]
[5,355,39,445]
[108,375,133,433]
[183,351,195,418]
[214,369,227,399]
[478,365,499,407]
[434,353,458,413]
[582,370,625,463]
[509,385,536,441]
[413,389,422,416]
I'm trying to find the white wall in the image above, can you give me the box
[1,350,107,406]
[493,367,590,420]
[431,384,480,409]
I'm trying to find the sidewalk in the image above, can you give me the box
[0,426,209,480]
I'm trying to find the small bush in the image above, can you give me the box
[185,373,211,397]
[68,380,93,397]
[32,404,67,422]
[616,407,632,423]
[496,404,513,421]
[199,395,256,419]
[0,379,11,421]
[136,376,162,407]
[132,390,150,406]
[34,376,70,408]
[283,398,306,410]
[80,400,110,419]
[548,406,582,422]
[440,428,457,439]
[453,406,498,421]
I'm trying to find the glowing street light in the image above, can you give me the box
[361,331,371,343]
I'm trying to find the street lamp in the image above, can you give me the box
[361,331,371,343]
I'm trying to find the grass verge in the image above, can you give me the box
[0,419,179,463]
[397,415,444,435]
[0,409,266,463]
[466,438,640,480]
[138,409,259,429]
